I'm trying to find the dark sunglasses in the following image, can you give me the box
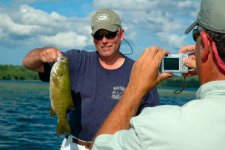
[192,26,204,41]
[93,31,118,40]
[192,29,200,41]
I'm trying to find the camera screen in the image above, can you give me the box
[164,58,179,70]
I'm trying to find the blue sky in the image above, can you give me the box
[0,0,200,65]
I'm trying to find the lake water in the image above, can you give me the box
[0,80,196,150]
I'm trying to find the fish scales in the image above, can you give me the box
[49,55,74,135]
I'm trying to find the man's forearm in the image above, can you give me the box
[93,47,172,146]
[95,84,146,136]
[22,48,44,72]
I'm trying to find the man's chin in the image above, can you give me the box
[99,51,113,57]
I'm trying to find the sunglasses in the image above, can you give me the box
[192,26,204,41]
[93,31,118,40]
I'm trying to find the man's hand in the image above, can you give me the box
[23,47,62,72]
[179,45,197,76]
[39,47,62,63]
[128,46,172,95]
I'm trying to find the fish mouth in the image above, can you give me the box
[59,55,67,60]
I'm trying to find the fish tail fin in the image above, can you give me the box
[57,119,71,135]
[50,106,56,116]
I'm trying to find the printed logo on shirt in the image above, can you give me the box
[111,86,126,100]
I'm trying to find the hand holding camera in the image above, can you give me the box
[160,45,197,75]
[160,53,189,73]
[179,45,197,76]
[179,45,196,69]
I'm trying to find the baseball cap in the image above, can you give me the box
[185,0,225,34]
[91,9,122,35]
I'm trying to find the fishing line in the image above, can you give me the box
[122,38,133,55]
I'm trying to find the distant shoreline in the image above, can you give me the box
[0,64,200,88]
[0,64,39,80]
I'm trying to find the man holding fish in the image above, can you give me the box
[22,9,159,150]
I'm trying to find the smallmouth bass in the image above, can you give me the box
[49,55,74,135]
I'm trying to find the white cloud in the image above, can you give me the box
[0,1,199,50]
[92,0,200,50]
[157,32,187,49]
[93,0,160,10]
[39,31,87,49]
[19,5,67,26]
[0,13,42,35]
[0,4,92,50]
[0,28,8,40]
[0,0,201,64]
[176,1,193,9]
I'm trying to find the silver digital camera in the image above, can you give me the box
[160,53,188,73]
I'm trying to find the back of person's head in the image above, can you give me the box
[185,0,225,69]
[91,9,122,35]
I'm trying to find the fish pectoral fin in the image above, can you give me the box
[50,107,56,116]
[57,119,71,135]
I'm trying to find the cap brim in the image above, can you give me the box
[185,20,198,34]
[92,24,119,35]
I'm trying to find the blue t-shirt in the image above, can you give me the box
[39,50,159,141]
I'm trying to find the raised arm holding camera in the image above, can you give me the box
[92,0,225,149]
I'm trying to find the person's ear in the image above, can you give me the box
[120,29,125,41]
[200,31,210,61]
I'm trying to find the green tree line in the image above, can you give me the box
[158,75,200,88]
[0,64,200,87]
[0,64,39,80]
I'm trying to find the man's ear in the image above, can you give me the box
[120,29,125,41]
[200,32,210,61]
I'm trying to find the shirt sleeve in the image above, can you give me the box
[38,62,53,82]
[92,128,142,150]
[92,104,186,150]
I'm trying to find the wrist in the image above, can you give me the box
[124,84,147,105]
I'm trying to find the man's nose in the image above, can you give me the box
[101,36,108,43]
